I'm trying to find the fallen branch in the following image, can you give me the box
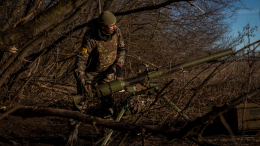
[0,106,180,140]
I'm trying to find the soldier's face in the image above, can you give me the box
[101,23,117,34]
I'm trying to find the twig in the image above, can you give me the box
[106,132,121,146]
[48,53,76,56]
[181,61,222,113]
[214,43,260,76]
[93,137,106,146]
[114,0,191,16]
[219,114,238,145]
[35,82,71,94]
[117,80,174,145]
[147,9,161,46]
[117,116,143,146]
[176,44,260,124]
[12,1,43,28]
[126,54,159,68]
[188,1,204,13]
[172,62,214,99]
[9,55,76,106]
[238,44,259,145]
[149,79,174,108]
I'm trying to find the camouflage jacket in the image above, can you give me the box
[75,19,125,81]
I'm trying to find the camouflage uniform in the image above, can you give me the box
[74,18,125,116]
[67,12,125,145]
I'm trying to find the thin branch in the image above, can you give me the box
[219,114,238,145]
[9,55,76,106]
[188,1,204,13]
[126,54,159,68]
[114,0,191,16]
[12,0,43,28]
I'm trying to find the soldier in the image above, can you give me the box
[67,11,126,145]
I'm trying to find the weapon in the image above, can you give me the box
[73,49,233,145]
[95,49,233,98]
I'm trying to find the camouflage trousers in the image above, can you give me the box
[77,69,116,114]
[67,70,116,145]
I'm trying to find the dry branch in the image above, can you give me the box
[188,1,204,13]
[12,1,43,28]
[114,0,191,16]
[9,55,76,105]
[0,106,180,140]
[0,0,90,88]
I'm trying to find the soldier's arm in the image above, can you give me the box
[115,28,126,68]
[74,35,95,81]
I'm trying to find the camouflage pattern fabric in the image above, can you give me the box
[85,70,116,86]
[69,17,125,146]
[68,70,116,145]
[74,18,125,83]
[95,33,118,71]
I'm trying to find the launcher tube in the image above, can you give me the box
[95,49,233,97]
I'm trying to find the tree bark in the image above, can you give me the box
[0,0,92,88]
[0,106,180,139]
[0,0,89,52]
[0,0,27,31]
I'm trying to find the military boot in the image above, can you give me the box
[66,119,80,146]
[100,95,114,119]
[99,95,114,138]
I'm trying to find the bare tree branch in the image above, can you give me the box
[114,0,191,16]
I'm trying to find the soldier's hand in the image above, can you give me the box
[78,79,93,97]
[78,79,87,94]
[115,64,122,79]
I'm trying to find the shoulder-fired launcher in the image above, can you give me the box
[95,49,233,98]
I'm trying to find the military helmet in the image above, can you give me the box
[97,11,116,26]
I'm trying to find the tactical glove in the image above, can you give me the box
[115,64,122,79]
[78,79,89,95]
